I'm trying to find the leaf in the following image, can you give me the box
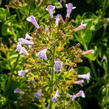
[75,66,91,74]
[74,33,83,45]
[84,22,93,46]
[54,2,62,9]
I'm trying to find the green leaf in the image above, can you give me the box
[54,2,62,9]
[75,66,91,74]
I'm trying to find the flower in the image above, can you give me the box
[14,88,24,94]
[74,80,84,86]
[66,3,76,18]
[74,21,87,32]
[18,70,28,77]
[25,33,33,40]
[52,90,59,103]
[55,14,63,27]
[46,5,55,18]
[26,15,39,28]
[36,49,47,60]
[78,72,91,83]
[54,58,62,72]
[82,49,94,55]
[33,89,42,99]
[69,67,74,72]
[102,56,106,62]
[16,43,29,55]
[75,90,85,98]
[18,38,34,45]
[67,90,85,101]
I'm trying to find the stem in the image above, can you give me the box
[6,54,20,93]
[48,46,55,109]
[81,35,97,79]
[85,77,104,93]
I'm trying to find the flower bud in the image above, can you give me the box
[14,88,24,94]
[74,21,87,32]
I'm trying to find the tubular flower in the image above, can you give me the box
[54,58,62,72]
[33,89,42,99]
[16,43,29,55]
[66,3,76,18]
[55,14,63,27]
[14,88,24,94]
[82,49,94,55]
[46,5,55,18]
[25,33,33,40]
[74,80,84,86]
[69,67,74,72]
[18,38,34,45]
[74,21,87,32]
[36,49,47,60]
[18,70,28,77]
[67,90,85,101]
[26,15,39,28]
[52,90,59,103]
[78,72,91,83]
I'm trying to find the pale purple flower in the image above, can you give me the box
[28,45,32,49]
[52,90,59,103]
[18,38,34,45]
[55,14,63,27]
[46,5,55,18]
[78,72,91,83]
[33,89,42,99]
[75,90,85,98]
[18,70,28,77]
[67,90,85,101]
[25,33,33,40]
[26,15,39,28]
[66,3,76,18]
[60,0,62,2]
[74,21,87,32]
[16,43,29,55]
[69,67,74,72]
[36,49,47,60]
[54,58,62,72]
[102,56,106,62]
[74,80,84,86]
[19,47,29,55]
[14,88,24,94]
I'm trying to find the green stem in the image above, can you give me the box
[81,35,97,79]
[6,54,20,93]
[48,46,55,109]
[85,77,104,93]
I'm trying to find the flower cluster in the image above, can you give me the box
[16,33,34,55]
[14,2,92,108]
